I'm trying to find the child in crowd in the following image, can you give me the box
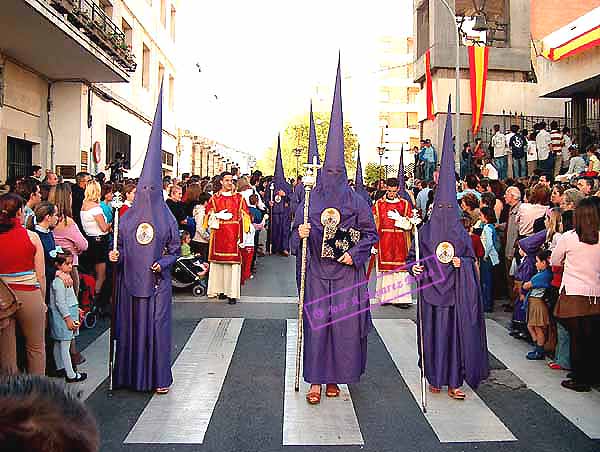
[192,192,211,260]
[180,230,193,257]
[461,215,484,275]
[49,249,87,383]
[522,249,553,360]
[248,194,267,269]
[240,222,256,285]
[479,206,499,312]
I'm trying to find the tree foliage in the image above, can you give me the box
[256,111,358,179]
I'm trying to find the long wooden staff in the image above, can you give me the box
[268,183,274,254]
[411,210,426,413]
[108,192,123,396]
[295,157,321,391]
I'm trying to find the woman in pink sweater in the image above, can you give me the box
[551,197,600,392]
[53,183,88,365]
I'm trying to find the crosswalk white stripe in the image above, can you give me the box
[374,318,516,443]
[124,318,244,444]
[62,329,109,401]
[486,319,600,439]
[283,319,364,446]
[175,295,298,303]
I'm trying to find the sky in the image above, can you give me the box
[176,0,413,162]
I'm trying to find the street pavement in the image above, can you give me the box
[70,253,600,452]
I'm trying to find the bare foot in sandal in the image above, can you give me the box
[326,384,340,397]
[448,388,466,400]
[306,384,322,405]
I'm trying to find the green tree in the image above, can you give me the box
[256,111,358,179]
[364,163,387,188]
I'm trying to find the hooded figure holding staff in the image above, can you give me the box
[291,57,378,405]
[267,135,293,256]
[108,85,180,394]
[410,99,489,400]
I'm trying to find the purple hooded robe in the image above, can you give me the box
[291,58,378,384]
[410,99,489,390]
[268,135,292,254]
[113,86,181,391]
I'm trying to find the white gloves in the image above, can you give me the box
[371,247,378,255]
[387,210,401,222]
[395,216,413,230]
[215,209,233,221]
[208,215,220,230]
[388,209,412,230]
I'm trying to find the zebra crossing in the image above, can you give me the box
[78,316,600,449]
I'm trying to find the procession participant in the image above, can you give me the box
[205,172,250,305]
[291,104,321,215]
[268,135,292,256]
[108,86,180,394]
[292,58,378,404]
[293,106,321,291]
[397,146,415,205]
[411,100,489,400]
[353,145,372,207]
[372,177,413,308]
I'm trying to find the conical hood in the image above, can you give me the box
[354,144,372,205]
[119,82,179,298]
[397,144,412,204]
[308,102,320,166]
[273,134,291,192]
[315,54,351,203]
[417,97,474,303]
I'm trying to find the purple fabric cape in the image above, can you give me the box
[113,85,181,391]
[412,99,489,389]
[291,56,378,384]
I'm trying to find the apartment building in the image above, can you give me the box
[0,0,179,182]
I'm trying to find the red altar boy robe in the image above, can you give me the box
[205,192,250,264]
[371,197,413,306]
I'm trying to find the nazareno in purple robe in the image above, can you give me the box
[291,57,379,384]
[410,99,489,390]
[269,134,292,254]
[113,84,181,392]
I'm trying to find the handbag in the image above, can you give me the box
[0,278,21,331]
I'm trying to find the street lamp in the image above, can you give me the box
[294,147,302,177]
[437,0,461,171]
[377,145,386,183]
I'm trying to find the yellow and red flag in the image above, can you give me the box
[542,25,600,61]
[468,45,489,136]
[425,49,435,121]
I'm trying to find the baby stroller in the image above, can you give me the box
[78,272,98,329]
[172,255,209,297]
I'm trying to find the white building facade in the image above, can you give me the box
[0,0,178,183]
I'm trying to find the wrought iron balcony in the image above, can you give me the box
[49,0,136,72]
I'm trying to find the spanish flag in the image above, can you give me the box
[468,46,489,136]
[542,24,600,61]
[425,49,435,121]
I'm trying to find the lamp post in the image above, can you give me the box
[294,147,302,177]
[437,0,461,170]
[377,145,386,183]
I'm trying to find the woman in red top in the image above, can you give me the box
[0,193,47,375]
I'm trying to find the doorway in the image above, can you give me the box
[7,137,32,181]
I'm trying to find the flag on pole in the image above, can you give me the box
[468,45,489,135]
[425,49,435,121]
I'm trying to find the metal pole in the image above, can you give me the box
[438,0,460,170]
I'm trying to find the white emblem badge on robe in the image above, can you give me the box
[436,241,455,264]
[136,223,154,245]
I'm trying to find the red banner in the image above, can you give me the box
[468,46,489,136]
[425,49,434,121]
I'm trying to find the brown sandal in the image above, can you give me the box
[155,387,170,395]
[448,388,466,400]
[429,385,441,394]
[306,386,322,405]
[326,384,340,398]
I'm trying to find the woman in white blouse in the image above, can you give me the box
[80,180,111,302]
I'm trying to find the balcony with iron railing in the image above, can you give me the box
[49,0,136,72]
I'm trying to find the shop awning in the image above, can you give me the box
[541,7,600,62]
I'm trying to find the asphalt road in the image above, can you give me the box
[74,253,600,452]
